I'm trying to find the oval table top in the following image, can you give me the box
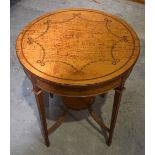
[16,8,140,86]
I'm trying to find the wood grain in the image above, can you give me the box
[16,8,140,86]
[16,9,141,147]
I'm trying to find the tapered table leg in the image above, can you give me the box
[107,84,125,146]
[32,85,50,147]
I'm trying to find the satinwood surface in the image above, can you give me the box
[16,8,140,85]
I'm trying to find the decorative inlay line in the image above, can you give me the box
[110,39,127,65]
[26,13,123,69]
[19,9,137,81]
[43,60,79,72]
[27,37,46,64]
[76,13,105,23]
[35,20,50,39]
[27,13,129,69]
[105,18,128,40]
[79,60,111,71]
[47,13,80,24]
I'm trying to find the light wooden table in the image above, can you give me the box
[16,8,140,147]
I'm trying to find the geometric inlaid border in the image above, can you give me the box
[20,9,135,81]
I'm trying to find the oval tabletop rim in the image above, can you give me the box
[16,8,140,86]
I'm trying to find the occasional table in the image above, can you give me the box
[16,8,140,147]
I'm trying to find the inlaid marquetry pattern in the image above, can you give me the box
[16,9,140,85]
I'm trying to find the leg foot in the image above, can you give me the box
[106,139,112,146]
[45,140,50,147]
